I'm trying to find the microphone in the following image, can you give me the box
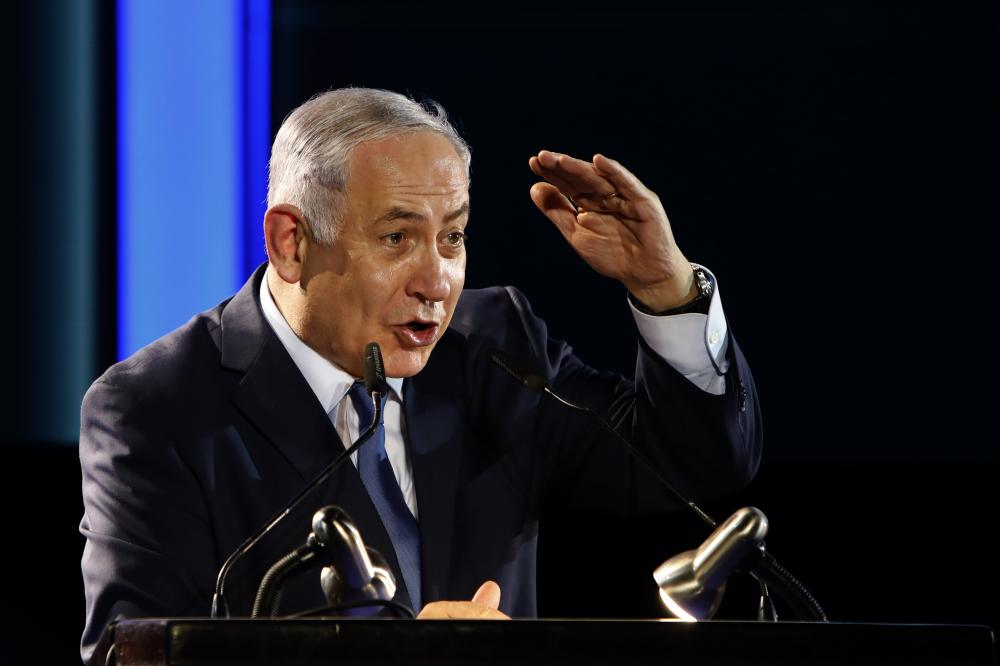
[315,506,397,615]
[363,342,390,396]
[251,505,397,618]
[654,506,769,620]
[489,347,827,621]
[210,342,390,618]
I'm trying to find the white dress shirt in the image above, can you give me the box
[259,268,730,519]
[627,263,729,394]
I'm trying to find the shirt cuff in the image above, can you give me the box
[627,264,730,395]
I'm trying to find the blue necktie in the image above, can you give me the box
[347,381,422,611]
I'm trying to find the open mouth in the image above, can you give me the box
[393,320,440,347]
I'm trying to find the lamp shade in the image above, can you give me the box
[654,507,769,620]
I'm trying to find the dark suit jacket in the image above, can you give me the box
[79,265,761,661]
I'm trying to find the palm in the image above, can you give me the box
[556,196,669,285]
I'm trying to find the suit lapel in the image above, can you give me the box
[404,332,464,604]
[221,266,336,482]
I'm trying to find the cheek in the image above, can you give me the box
[450,257,466,285]
[368,262,402,285]
[352,263,408,314]
[449,259,466,302]
[445,255,466,294]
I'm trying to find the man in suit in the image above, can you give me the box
[80,88,761,661]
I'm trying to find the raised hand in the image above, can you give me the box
[529,150,696,311]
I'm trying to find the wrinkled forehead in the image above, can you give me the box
[347,132,469,193]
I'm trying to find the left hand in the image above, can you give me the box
[529,150,696,311]
[416,580,510,620]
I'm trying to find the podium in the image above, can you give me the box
[92,618,995,665]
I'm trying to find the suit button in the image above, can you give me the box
[738,379,747,413]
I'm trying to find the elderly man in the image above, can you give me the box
[80,88,760,661]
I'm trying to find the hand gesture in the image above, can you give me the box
[416,580,509,620]
[529,151,696,311]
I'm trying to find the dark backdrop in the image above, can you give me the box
[3,1,997,664]
[273,0,998,463]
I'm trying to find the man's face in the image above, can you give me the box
[298,132,469,378]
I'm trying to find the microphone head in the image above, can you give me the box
[654,507,769,621]
[363,342,389,395]
[311,505,354,546]
[489,348,549,394]
[320,546,397,613]
[314,504,397,615]
[312,506,376,589]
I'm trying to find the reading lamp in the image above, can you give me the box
[654,507,768,621]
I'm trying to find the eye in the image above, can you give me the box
[383,232,405,246]
[445,231,467,247]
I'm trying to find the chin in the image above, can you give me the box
[382,347,434,378]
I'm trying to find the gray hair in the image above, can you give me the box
[267,87,472,244]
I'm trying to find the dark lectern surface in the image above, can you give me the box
[95,618,996,666]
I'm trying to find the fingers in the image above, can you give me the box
[530,183,642,245]
[529,156,578,198]
[575,210,629,235]
[417,601,511,619]
[529,151,648,220]
[571,190,632,218]
[530,151,617,199]
[471,580,502,610]
[593,153,649,200]
[414,580,508,619]
[529,182,577,239]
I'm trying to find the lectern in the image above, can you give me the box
[92,618,995,666]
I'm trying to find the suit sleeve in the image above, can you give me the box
[79,377,217,663]
[495,286,762,516]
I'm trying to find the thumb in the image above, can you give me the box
[471,580,501,610]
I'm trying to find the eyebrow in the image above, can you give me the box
[375,201,470,225]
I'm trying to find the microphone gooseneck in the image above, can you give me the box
[489,348,718,529]
[251,538,325,618]
[489,348,549,394]
[211,343,389,618]
[489,347,827,622]
[750,550,828,621]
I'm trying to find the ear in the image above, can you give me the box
[264,204,308,284]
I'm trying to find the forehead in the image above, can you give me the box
[346,132,467,196]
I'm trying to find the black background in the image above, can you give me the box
[3,1,997,663]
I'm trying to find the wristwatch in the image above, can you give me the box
[630,268,714,316]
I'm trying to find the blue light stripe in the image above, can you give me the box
[116,0,131,362]
[118,0,270,360]
[243,0,271,277]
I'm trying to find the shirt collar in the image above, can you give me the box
[259,272,404,414]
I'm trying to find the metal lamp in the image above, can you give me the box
[654,507,769,621]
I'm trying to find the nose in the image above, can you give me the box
[407,245,455,304]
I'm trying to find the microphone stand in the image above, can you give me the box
[490,348,827,622]
[212,340,390,619]
[211,391,385,618]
